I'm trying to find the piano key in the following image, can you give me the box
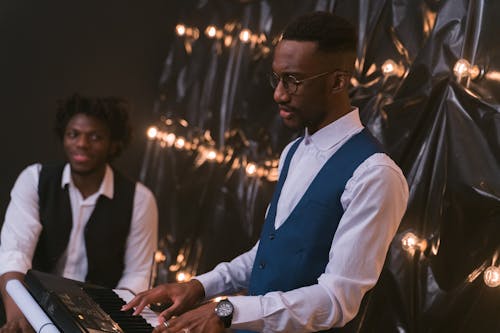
[113,289,159,328]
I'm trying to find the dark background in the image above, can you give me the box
[0,1,177,220]
[1,1,500,332]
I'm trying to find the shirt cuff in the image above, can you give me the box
[227,295,264,331]
[193,271,223,299]
[0,250,32,276]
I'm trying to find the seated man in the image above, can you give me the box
[0,94,158,332]
[123,12,409,333]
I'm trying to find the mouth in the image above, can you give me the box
[279,106,295,120]
[71,153,91,163]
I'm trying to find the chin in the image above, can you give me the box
[283,120,303,132]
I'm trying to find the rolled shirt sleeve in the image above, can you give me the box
[0,164,43,276]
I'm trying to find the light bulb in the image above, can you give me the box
[484,266,500,287]
[176,271,192,282]
[224,35,233,47]
[402,232,418,251]
[163,133,176,146]
[239,29,251,43]
[246,163,257,176]
[174,137,186,149]
[176,24,186,36]
[154,251,166,263]
[453,58,482,80]
[401,232,427,253]
[205,25,217,38]
[206,149,217,160]
[147,126,158,139]
[381,59,404,77]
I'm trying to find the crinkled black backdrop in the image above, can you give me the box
[141,1,500,332]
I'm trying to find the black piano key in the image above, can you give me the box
[84,287,154,333]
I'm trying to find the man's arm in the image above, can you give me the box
[116,182,159,294]
[0,272,25,323]
[160,156,408,333]
[0,165,43,332]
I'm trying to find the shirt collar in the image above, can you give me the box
[304,107,363,151]
[61,163,114,199]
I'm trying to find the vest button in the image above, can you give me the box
[269,233,275,240]
[259,262,266,269]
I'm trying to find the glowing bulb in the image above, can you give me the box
[381,59,404,77]
[154,251,166,263]
[453,58,482,80]
[484,266,500,287]
[176,24,186,36]
[402,232,418,251]
[239,29,251,43]
[165,133,176,146]
[401,232,427,253]
[147,126,158,139]
[246,163,257,176]
[176,254,185,263]
[206,149,217,160]
[174,137,186,149]
[224,35,233,47]
[176,271,192,282]
[205,25,217,38]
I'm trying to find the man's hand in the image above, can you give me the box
[0,316,34,333]
[0,272,34,333]
[152,302,224,333]
[121,279,205,320]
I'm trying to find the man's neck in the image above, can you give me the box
[71,166,106,199]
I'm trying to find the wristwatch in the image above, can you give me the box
[214,298,234,328]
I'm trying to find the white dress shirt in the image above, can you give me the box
[195,108,409,332]
[0,163,158,294]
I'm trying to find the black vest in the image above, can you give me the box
[32,163,135,288]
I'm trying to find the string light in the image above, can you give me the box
[453,58,482,81]
[484,266,500,287]
[174,137,186,149]
[145,122,280,181]
[381,59,405,77]
[147,126,158,139]
[205,25,217,38]
[401,232,427,254]
[245,162,257,176]
[176,24,186,36]
[176,271,192,282]
[154,250,167,263]
[239,29,251,43]
[206,149,218,161]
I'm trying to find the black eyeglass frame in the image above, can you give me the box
[269,70,343,94]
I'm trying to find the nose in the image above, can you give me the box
[273,80,291,104]
[76,134,90,148]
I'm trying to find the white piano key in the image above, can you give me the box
[113,289,159,327]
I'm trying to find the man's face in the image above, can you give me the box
[272,40,335,133]
[63,113,115,176]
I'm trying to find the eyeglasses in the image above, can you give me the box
[269,71,334,94]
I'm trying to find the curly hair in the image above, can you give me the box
[54,93,133,159]
[282,11,357,54]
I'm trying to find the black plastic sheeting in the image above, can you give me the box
[139,0,500,331]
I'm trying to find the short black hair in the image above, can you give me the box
[282,11,357,54]
[54,93,133,159]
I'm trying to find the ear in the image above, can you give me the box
[331,73,347,93]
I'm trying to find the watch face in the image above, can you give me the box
[216,300,234,317]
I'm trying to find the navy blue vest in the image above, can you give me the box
[32,163,135,288]
[242,129,382,332]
